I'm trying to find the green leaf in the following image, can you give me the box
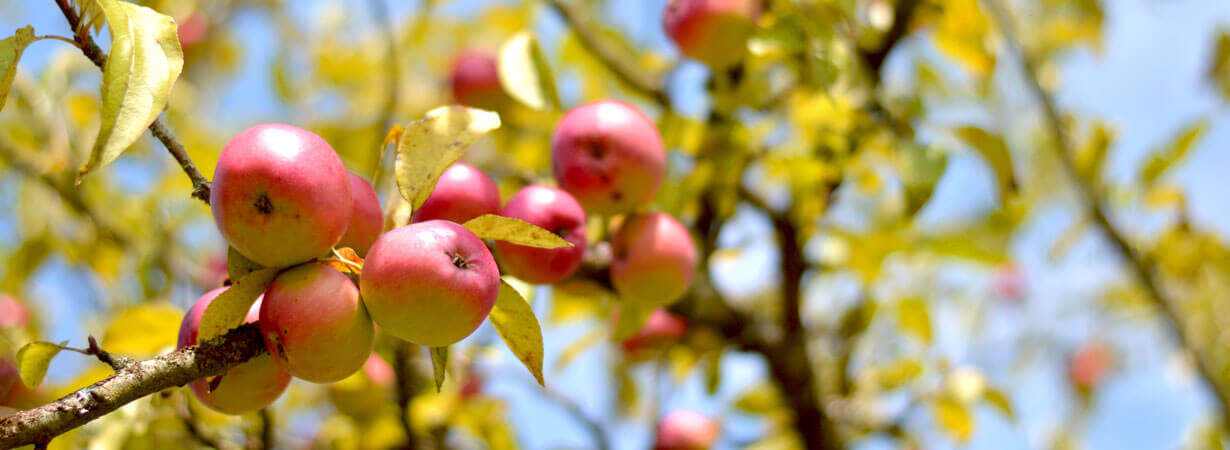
[16,340,66,388]
[197,267,279,343]
[955,126,1015,194]
[79,0,184,181]
[395,106,501,210]
[462,214,572,249]
[1140,119,1208,185]
[226,246,264,282]
[983,387,1015,422]
[0,25,35,112]
[611,301,652,341]
[489,279,545,386]
[429,346,448,392]
[497,31,560,111]
[932,397,974,443]
[896,297,932,344]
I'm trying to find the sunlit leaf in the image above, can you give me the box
[16,340,66,388]
[489,279,545,386]
[896,297,932,344]
[550,280,611,324]
[611,301,652,341]
[462,214,572,249]
[79,0,184,180]
[932,0,995,76]
[1074,122,1113,182]
[497,31,560,111]
[197,268,279,342]
[866,357,924,391]
[102,302,182,357]
[0,25,35,111]
[553,327,604,374]
[984,387,1015,422]
[395,106,500,210]
[226,246,263,281]
[932,396,974,443]
[1140,119,1208,185]
[733,382,782,414]
[1211,31,1230,101]
[430,346,448,392]
[955,126,1014,194]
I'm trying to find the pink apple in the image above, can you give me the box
[494,185,587,284]
[411,162,501,224]
[1069,342,1112,390]
[551,100,666,215]
[450,49,507,110]
[610,213,697,307]
[261,262,374,383]
[663,0,761,68]
[655,409,719,450]
[338,172,383,256]
[0,295,30,329]
[210,123,353,268]
[621,308,688,354]
[177,287,291,414]
[359,220,500,347]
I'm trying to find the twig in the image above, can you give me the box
[178,394,222,449]
[546,0,670,106]
[58,336,135,371]
[0,138,129,245]
[257,408,273,449]
[33,35,81,47]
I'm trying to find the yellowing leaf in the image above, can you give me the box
[489,279,545,386]
[933,0,995,75]
[395,106,501,210]
[462,214,572,249]
[102,302,182,357]
[1140,119,1208,185]
[550,280,611,324]
[955,126,1014,194]
[17,340,66,388]
[896,297,932,344]
[1074,122,1113,182]
[429,346,448,392]
[984,387,1015,422]
[226,246,263,281]
[0,25,35,111]
[733,383,783,415]
[932,397,975,443]
[79,0,184,180]
[197,268,279,342]
[497,31,560,111]
[611,301,652,341]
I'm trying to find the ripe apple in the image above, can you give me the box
[494,185,587,284]
[411,162,501,224]
[177,287,291,414]
[211,123,353,268]
[338,172,383,256]
[621,308,688,354]
[359,220,500,347]
[1069,342,1112,391]
[551,100,666,215]
[261,262,374,383]
[610,213,697,307]
[662,0,761,69]
[655,409,719,450]
[450,49,507,110]
[0,295,30,329]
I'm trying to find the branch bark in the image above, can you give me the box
[0,325,266,448]
[546,0,670,106]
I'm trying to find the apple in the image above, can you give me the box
[991,262,1025,304]
[0,295,30,329]
[655,409,719,450]
[610,213,697,307]
[261,262,374,383]
[551,100,666,215]
[450,49,507,110]
[1069,342,1112,391]
[621,308,688,354]
[662,0,761,69]
[211,123,353,268]
[177,287,291,415]
[411,162,501,224]
[494,185,587,284]
[338,172,383,256]
[359,220,500,347]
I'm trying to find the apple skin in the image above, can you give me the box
[494,185,588,284]
[411,162,501,224]
[260,263,374,383]
[450,49,507,110]
[551,100,666,215]
[655,409,719,450]
[360,220,500,347]
[211,123,353,268]
[338,172,384,256]
[610,213,697,307]
[621,308,688,354]
[0,295,30,329]
[663,0,761,68]
[1069,342,1112,391]
[177,287,291,415]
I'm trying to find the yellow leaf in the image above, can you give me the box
[932,0,995,75]
[553,327,604,374]
[497,31,560,111]
[226,246,263,281]
[896,297,932,344]
[79,0,184,180]
[984,387,1015,422]
[955,126,1014,193]
[611,301,652,341]
[395,106,501,210]
[429,346,448,392]
[0,25,35,111]
[102,302,182,357]
[550,280,611,324]
[1140,119,1208,185]
[197,268,279,342]
[489,279,545,386]
[462,214,572,249]
[932,397,975,443]
[16,340,65,388]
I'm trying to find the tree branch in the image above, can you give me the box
[981,0,1230,431]
[860,0,921,83]
[0,138,129,246]
[0,324,266,448]
[546,0,670,106]
[53,0,212,203]
[392,342,419,449]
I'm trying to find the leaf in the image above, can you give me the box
[17,341,66,388]
[1208,31,1230,102]
[78,0,184,180]
[497,31,560,111]
[955,126,1015,194]
[489,279,545,386]
[733,382,783,414]
[1074,122,1113,182]
[462,214,572,249]
[868,358,925,391]
[611,301,652,341]
[226,246,264,281]
[102,302,182,357]
[553,327,604,374]
[550,280,612,324]
[984,387,1015,422]
[896,297,932,344]
[932,397,975,443]
[430,346,448,392]
[395,106,500,210]
[197,268,279,342]
[1140,119,1208,185]
[0,25,35,111]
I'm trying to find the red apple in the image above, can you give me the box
[621,308,688,354]
[211,123,353,268]
[362,353,395,387]
[411,162,501,224]
[177,12,209,49]
[494,185,587,284]
[338,172,383,256]
[359,221,500,347]
[0,295,30,329]
[655,409,719,450]
[611,213,697,307]
[261,262,374,383]
[178,287,291,414]
[551,100,666,215]
[450,49,507,110]
[1069,342,1112,390]
[663,0,761,68]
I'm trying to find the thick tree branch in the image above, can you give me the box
[53,0,212,203]
[546,0,670,106]
[981,0,1230,431]
[0,325,266,448]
